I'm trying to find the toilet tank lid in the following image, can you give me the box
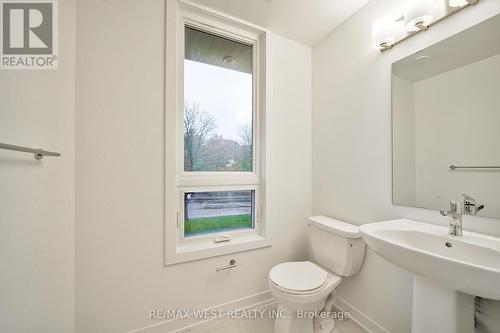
[309,216,360,238]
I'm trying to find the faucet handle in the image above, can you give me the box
[438,197,458,215]
[449,200,458,213]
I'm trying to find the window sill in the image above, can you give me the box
[165,234,271,266]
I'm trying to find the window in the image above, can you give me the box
[165,2,268,265]
[184,27,253,173]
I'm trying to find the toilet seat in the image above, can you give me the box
[269,261,328,293]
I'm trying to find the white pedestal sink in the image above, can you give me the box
[359,219,500,333]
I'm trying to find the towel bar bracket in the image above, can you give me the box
[216,259,237,272]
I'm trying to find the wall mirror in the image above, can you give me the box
[392,13,500,219]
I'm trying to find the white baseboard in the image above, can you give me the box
[128,290,275,333]
[128,290,390,333]
[333,295,390,333]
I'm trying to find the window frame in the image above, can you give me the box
[165,0,269,265]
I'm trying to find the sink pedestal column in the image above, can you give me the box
[412,275,474,333]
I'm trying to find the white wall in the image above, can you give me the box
[0,1,76,332]
[392,76,416,207]
[312,0,500,332]
[75,1,311,332]
[414,53,500,217]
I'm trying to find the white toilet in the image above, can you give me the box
[268,216,365,333]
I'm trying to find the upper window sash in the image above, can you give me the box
[176,10,262,183]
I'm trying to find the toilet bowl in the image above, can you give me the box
[268,216,365,333]
[268,261,342,333]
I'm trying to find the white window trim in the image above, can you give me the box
[165,0,270,265]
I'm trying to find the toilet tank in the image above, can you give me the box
[308,216,365,277]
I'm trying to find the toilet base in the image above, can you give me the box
[274,303,315,333]
[273,302,335,333]
[314,316,336,333]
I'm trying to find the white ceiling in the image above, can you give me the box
[393,13,500,82]
[188,0,371,46]
[185,27,253,73]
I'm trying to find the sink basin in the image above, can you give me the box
[359,219,500,300]
[360,219,500,333]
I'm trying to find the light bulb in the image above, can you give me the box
[449,0,468,7]
[404,0,434,32]
[372,16,399,50]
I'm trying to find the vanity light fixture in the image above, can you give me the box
[372,16,399,50]
[372,0,479,51]
[404,0,434,32]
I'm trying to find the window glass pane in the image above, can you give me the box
[184,26,253,172]
[184,190,255,237]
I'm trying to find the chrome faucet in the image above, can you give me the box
[440,194,485,236]
[440,200,463,236]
